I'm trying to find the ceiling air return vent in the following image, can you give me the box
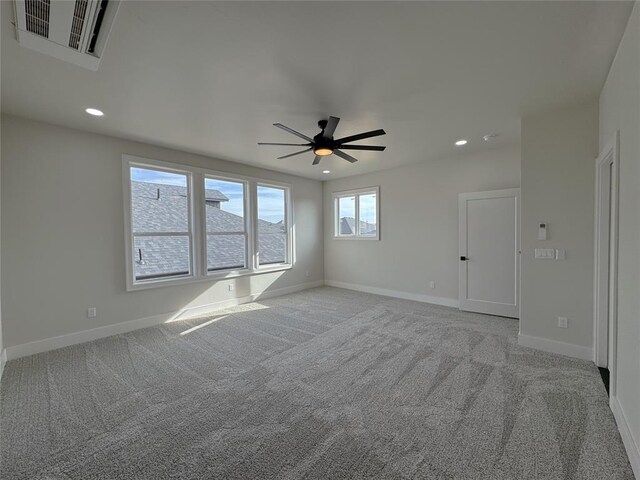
[13,0,120,71]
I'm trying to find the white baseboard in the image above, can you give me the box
[517,333,593,361]
[5,280,324,361]
[325,280,459,308]
[610,395,640,479]
[0,348,6,381]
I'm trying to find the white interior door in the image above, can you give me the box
[459,189,520,318]
[593,133,619,386]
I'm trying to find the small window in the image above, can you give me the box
[205,177,248,272]
[334,187,379,239]
[257,185,289,266]
[130,166,193,281]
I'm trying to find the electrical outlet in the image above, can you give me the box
[305,270,310,277]
[87,307,97,318]
[228,284,234,292]
[558,317,568,328]
[429,281,436,289]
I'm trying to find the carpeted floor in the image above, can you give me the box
[0,287,634,479]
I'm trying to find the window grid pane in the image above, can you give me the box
[134,234,191,280]
[337,196,356,236]
[257,185,287,266]
[207,234,247,271]
[131,168,189,234]
[204,177,248,272]
[358,193,377,236]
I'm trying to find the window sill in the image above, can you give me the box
[332,236,379,241]
[126,264,293,291]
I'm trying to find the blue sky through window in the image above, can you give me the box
[132,167,186,186]
[258,185,285,224]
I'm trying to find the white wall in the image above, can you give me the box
[0,115,324,351]
[323,145,521,303]
[599,3,640,475]
[519,101,598,355]
[0,106,4,375]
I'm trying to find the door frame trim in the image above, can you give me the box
[593,132,619,389]
[458,188,521,318]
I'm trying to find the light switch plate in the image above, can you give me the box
[555,249,566,260]
[535,248,555,259]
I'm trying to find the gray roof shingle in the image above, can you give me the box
[339,217,377,236]
[132,181,286,279]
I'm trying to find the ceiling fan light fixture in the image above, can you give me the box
[259,116,386,165]
[314,147,333,156]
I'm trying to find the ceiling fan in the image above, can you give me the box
[258,116,386,165]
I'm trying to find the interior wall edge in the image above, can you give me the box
[0,349,6,381]
[325,280,459,309]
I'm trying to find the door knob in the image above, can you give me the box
[460,256,468,261]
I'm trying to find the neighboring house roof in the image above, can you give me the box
[205,189,229,202]
[131,181,285,279]
[339,217,377,235]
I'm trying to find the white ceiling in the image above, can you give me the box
[1,1,633,180]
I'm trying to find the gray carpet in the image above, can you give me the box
[0,287,634,479]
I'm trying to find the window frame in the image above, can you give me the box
[333,186,380,240]
[126,162,196,285]
[203,174,251,275]
[255,182,293,268]
[123,155,293,291]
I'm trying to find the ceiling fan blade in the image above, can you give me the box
[277,148,313,160]
[312,155,322,165]
[336,129,386,145]
[258,142,310,146]
[273,123,313,142]
[323,116,340,138]
[338,145,386,151]
[334,149,358,163]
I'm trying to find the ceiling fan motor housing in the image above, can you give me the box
[313,133,334,152]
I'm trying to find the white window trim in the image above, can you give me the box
[333,186,380,240]
[123,154,293,291]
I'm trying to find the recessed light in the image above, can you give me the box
[483,133,498,141]
[85,108,104,116]
[322,170,331,174]
[455,139,468,146]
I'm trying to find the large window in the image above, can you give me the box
[124,156,292,289]
[334,187,379,240]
